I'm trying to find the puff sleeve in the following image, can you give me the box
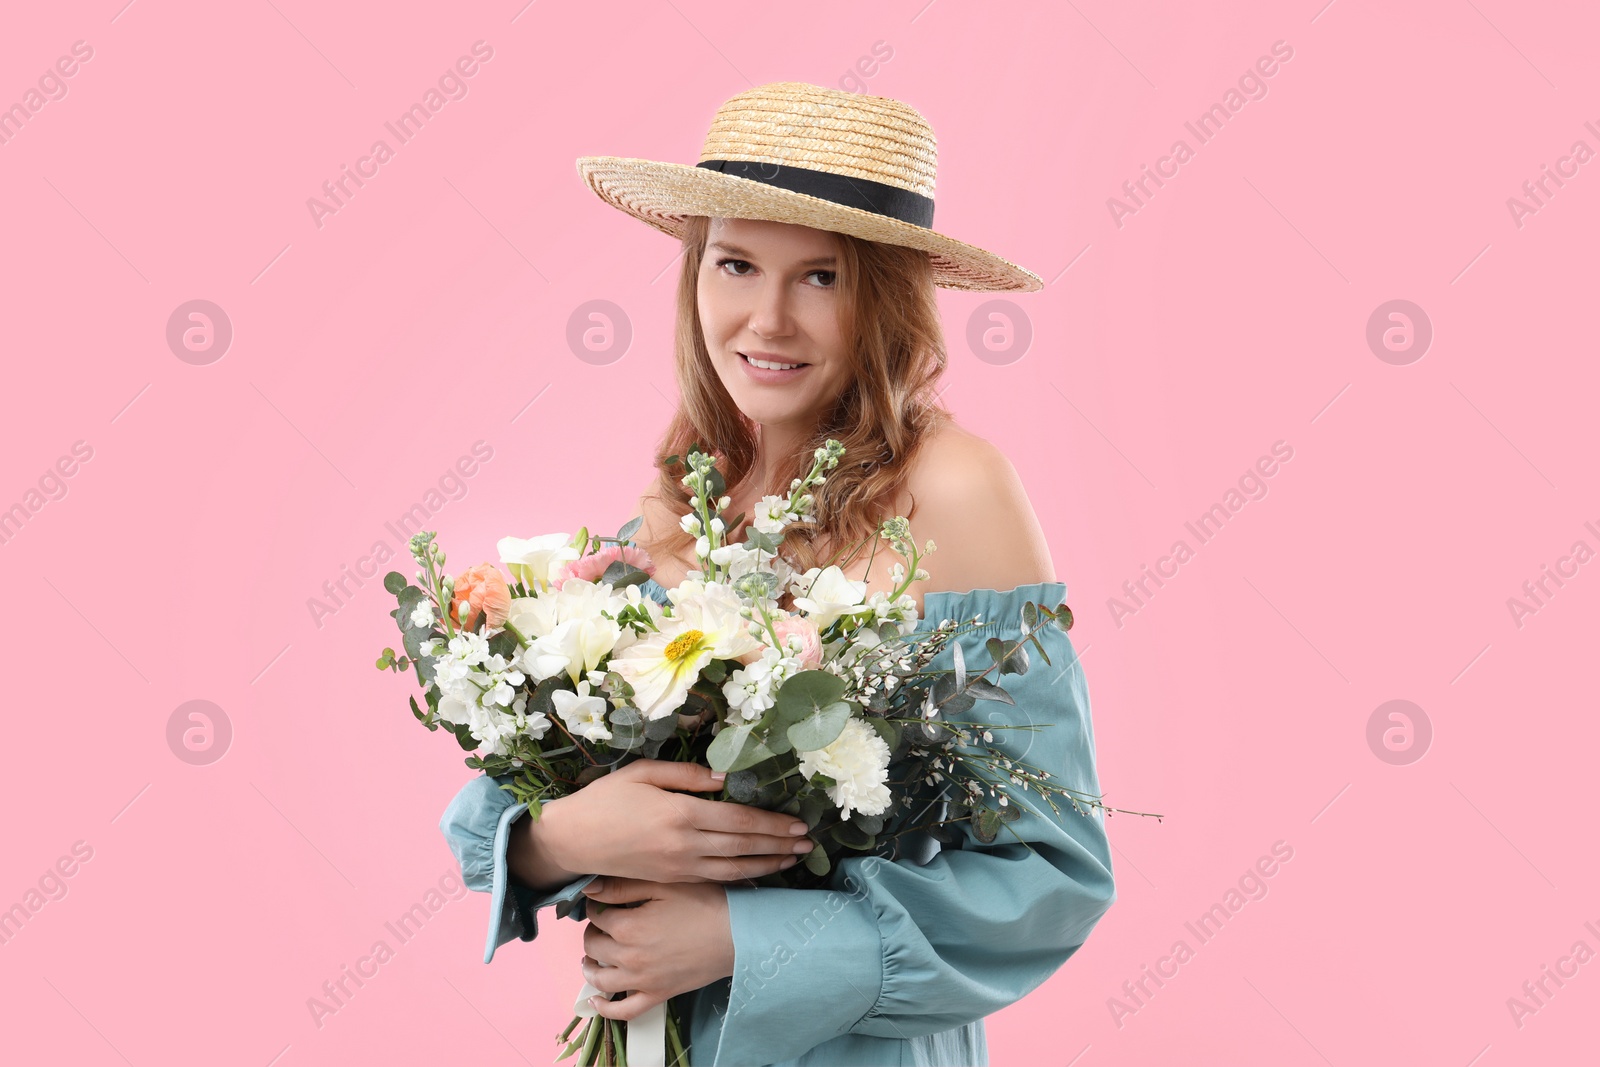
[438,772,598,964]
[701,581,1117,1067]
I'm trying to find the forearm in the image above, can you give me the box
[508,800,585,892]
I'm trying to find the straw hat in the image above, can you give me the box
[575,81,1043,293]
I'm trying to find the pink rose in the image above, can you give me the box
[556,544,656,585]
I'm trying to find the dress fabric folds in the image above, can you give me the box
[439,574,1116,1067]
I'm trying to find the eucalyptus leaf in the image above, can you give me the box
[974,807,1002,843]
[785,701,850,752]
[643,714,678,740]
[616,515,643,544]
[802,845,831,876]
[830,822,875,850]
[963,676,1015,704]
[743,527,777,554]
[985,636,1029,677]
[706,722,774,773]
[599,559,649,589]
[724,769,759,802]
[773,671,849,725]
[798,792,830,830]
[383,571,408,595]
[850,812,884,835]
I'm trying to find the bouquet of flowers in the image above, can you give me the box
[379,439,1157,1066]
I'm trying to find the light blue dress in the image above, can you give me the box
[439,574,1116,1067]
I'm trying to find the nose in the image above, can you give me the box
[747,277,794,340]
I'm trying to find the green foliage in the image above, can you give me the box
[985,635,1030,677]
[706,721,775,773]
[774,670,851,752]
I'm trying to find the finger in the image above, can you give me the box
[580,955,629,995]
[699,829,818,858]
[620,758,729,794]
[705,853,805,883]
[582,921,621,959]
[589,989,667,1023]
[580,876,660,904]
[682,795,811,839]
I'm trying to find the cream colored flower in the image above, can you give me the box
[610,581,762,720]
[791,565,875,630]
[498,533,580,591]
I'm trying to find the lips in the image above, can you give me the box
[739,351,806,369]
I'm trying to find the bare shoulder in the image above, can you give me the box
[903,423,1056,595]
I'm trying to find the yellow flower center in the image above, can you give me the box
[663,629,706,662]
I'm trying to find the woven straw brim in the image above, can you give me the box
[575,155,1043,293]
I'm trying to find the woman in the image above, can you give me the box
[440,82,1116,1066]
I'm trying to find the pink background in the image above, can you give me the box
[2,1,1595,1064]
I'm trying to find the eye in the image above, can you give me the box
[715,257,754,276]
[807,270,836,288]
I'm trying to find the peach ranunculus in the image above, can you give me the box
[450,563,512,631]
[738,612,824,667]
[555,544,656,585]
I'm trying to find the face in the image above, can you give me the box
[697,217,854,433]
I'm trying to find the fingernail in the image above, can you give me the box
[711,771,726,780]
[781,855,799,867]
[793,840,812,853]
[789,822,808,835]
[589,995,604,1008]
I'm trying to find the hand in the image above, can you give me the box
[579,876,734,1022]
[516,759,815,888]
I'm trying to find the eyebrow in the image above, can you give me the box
[708,241,837,268]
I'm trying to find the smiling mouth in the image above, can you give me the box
[740,352,810,371]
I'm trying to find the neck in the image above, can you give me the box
[750,419,810,494]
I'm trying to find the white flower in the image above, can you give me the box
[751,495,799,536]
[522,615,624,687]
[498,533,580,591]
[552,679,612,743]
[791,565,874,630]
[610,580,762,720]
[410,599,436,628]
[721,645,803,721]
[504,582,629,686]
[797,717,892,819]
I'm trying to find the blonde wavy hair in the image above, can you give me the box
[642,214,954,576]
